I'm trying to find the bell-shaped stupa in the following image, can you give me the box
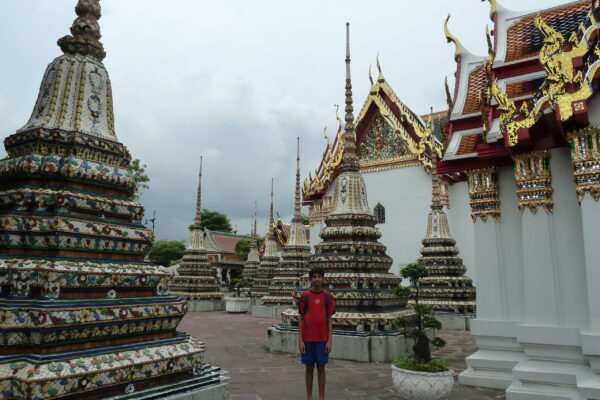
[415,160,476,313]
[170,157,224,305]
[282,24,411,332]
[262,138,311,305]
[250,180,280,298]
[0,2,226,398]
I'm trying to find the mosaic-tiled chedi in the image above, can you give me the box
[415,161,476,313]
[250,180,279,298]
[0,2,220,398]
[262,139,311,305]
[283,24,411,332]
[243,210,260,279]
[170,158,223,301]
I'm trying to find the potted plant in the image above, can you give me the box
[391,262,454,400]
[224,276,252,313]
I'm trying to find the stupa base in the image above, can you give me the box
[252,304,290,319]
[107,365,230,400]
[187,300,225,312]
[266,324,411,363]
[434,312,475,331]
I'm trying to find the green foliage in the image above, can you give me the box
[395,286,411,298]
[188,209,233,233]
[234,237,265,261]
[147,240,185,267]
[394,356,450,373]
[128,159,150,201]
[301,214,310,225]
[227,276,253,297]
[394,261,446,366]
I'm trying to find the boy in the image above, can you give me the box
[298,267,335,400]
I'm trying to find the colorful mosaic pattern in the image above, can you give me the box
[569,127,600,202]
[467,167,500,222]
[513,150,553,215]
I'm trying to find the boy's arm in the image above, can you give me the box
[299,315,305,354]
[326,295,334,353]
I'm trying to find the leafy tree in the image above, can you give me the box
[395,262,446,366]
[188,209,233,232]
[234,237,265,261]
[128,159,150,201]
[147,240,185,267]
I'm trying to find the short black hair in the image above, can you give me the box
[309,267,325,278]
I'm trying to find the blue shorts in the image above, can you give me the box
[301,341,329,366]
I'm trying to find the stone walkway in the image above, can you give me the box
[180,312,506,400]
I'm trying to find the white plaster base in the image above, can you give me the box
[266,325,410,363]
[434,313,474,331]
[160,380,230,400]
[252,305,289,319]
[187,300,225,312]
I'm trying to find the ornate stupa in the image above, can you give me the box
[262,138,311,305]
[250,180,280,298]
[283,24,410,332]
[0,1,226,398]
[243,206,260,279]
[415,159,476,313]
[170,157,223,303]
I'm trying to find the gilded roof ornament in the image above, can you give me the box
[323,126,330,147]
[368,65,374,87]
[376,53,384,83]
[58,0,106,60]
[444,14,463,61]
[445,76,454,115]
[481,0,497,22]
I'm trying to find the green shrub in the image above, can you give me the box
[394,356,450,372]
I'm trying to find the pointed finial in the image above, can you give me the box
[376,53,384,82]
[58,0,106,60]
[339,22,360,173]
[293,137,303,221]
[269,178,274,226]
[324,126,330,146]
[368,65,374,87]
[481,0,497,21]
[444,14,463,61]
[193,156,203,228]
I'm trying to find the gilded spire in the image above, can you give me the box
[339,22,360,173]
[293,137,302,222]
[193,157,203,229]
[58,0,106,61]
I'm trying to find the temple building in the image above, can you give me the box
[170,158,224,311]
[261,138,311,308]
[0,1,228,398]
[271,24,414,363]
[249,180,280,299]
[415,158,476,318]
[204,229,250,282]
[302,57,477,282]
[435,0,600,398]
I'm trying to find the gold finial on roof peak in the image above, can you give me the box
[58,0,106,60]
[481,0,497,22]
[444,14,463,62]
[324,126,330,147]
[376,53,384,83]
[445,76,454,115]
[368,65,374,87]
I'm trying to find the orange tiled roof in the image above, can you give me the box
[505,1,589,62]
[420,110,448,122]
[456,134,482,155]
[505,78,545,98]
[463,65,486,114]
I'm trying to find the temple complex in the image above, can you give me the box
[433,0,600,398]
[269,24,414,362]
[170,158,224,311]
[261,138,311,306]
[249,180,280,299]
[0,1,228,398]
[415,158,476,315]
[204,229,249,282]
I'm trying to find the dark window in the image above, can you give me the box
[374,203,385,224]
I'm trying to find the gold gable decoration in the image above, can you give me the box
[490,3,600,147]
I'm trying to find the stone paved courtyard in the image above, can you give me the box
[180,312,506,400]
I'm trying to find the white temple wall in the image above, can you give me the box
[446,180,476,284]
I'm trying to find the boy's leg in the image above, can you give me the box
[317,365,326,400]
[305,364,315,400]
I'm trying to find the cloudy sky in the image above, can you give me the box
[0,0,566,240]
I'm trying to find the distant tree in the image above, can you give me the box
[128,159,150,200]
[147,240,185,267]
[235,237,265,261]
[301,214,310,225]
[188,209,233,232]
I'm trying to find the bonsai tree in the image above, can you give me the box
[227,276,253,297]
[394,262,448,372]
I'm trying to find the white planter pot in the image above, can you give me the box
[391,364,454,400]
[224,297,251,313]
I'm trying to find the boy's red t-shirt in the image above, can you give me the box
[298,290,335,342]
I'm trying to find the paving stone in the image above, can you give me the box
[180,311,506,399]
